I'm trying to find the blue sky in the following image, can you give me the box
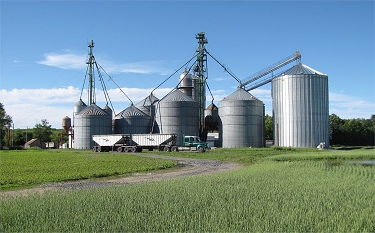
[1,0,374,129]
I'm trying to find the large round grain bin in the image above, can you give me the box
[74,104,112,149]
[114,105,151,134]
[272,63,329,148]
[155,89,199,146]
[219,88,265,148]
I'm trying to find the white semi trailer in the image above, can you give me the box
[92,134,210,153]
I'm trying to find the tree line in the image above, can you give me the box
[1,103,374,148]
[0,103,68,149]
[264,114,374,146]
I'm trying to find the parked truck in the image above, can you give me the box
[92,134,210,153]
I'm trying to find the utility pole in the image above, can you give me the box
[12,123,14,146]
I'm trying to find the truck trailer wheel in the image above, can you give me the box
[92,147,97,152]
[171,146,178,152]
[163,146,171,152]
[117,147,123,153]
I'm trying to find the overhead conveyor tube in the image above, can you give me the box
[240,51,301,89]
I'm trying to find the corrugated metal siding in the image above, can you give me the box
[74,104,112,149]
[114,105,151,134]
[219,88,265,148]
[155,90,199,146]
[135,94,159,116]
[272,67,329,148]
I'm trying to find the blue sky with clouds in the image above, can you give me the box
[1,1,374,129]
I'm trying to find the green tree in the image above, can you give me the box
[330,114,375,146]
[329,114,344,146]
[0,103,12,149]
[34,119,53,147]
[265,114,273,140]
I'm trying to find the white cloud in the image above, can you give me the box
[0,86,172,129]
[37,52,172,75]
[37,53,87,70]
[329,92,375,119]
[1,87,373,129]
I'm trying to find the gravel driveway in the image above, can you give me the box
[1,153,243,197]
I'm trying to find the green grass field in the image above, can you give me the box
[0,149,176,190]
[1,147,374,232]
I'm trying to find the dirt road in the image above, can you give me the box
[1,153,243,197]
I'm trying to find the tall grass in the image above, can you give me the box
[1,160,374,232]
[0,150,176,190]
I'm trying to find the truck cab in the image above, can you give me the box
[183,136,210,152]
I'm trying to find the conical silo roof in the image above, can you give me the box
[222,88,261,102]
[282,63,325,75]
[74,99,87,107]
[135,93,159,107]
[160,89,194,102]
[114,105,148,119]
[76,104,108,116]
[205,103,218,110]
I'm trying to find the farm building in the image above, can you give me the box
[24,139,46,149]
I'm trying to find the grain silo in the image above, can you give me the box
[204,103,219,132]
[155,89,199,146]
[73,99,87,117]
[74,104,112,149]
[272,63,329,148]
[135,93,159,133]
[103,104,113,118]
[135,93,159,116]
[178,70,193,98]
[114,105,151,134]
[219,88,265,148]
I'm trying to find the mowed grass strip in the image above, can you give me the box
[0,150,176,190]
[1,160,374,232]
[266,147,375,161]
[148,147,322,164]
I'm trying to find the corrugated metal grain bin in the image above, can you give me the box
[135,93,159,133]
[114,105,151,134]
[272,63,329,148]
[74,104,112,149]
[155,89,199,146]
[219,88,265,148]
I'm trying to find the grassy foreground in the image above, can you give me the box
[1,159,374,232]
[1,147,374,232]
[0,149,176,190]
